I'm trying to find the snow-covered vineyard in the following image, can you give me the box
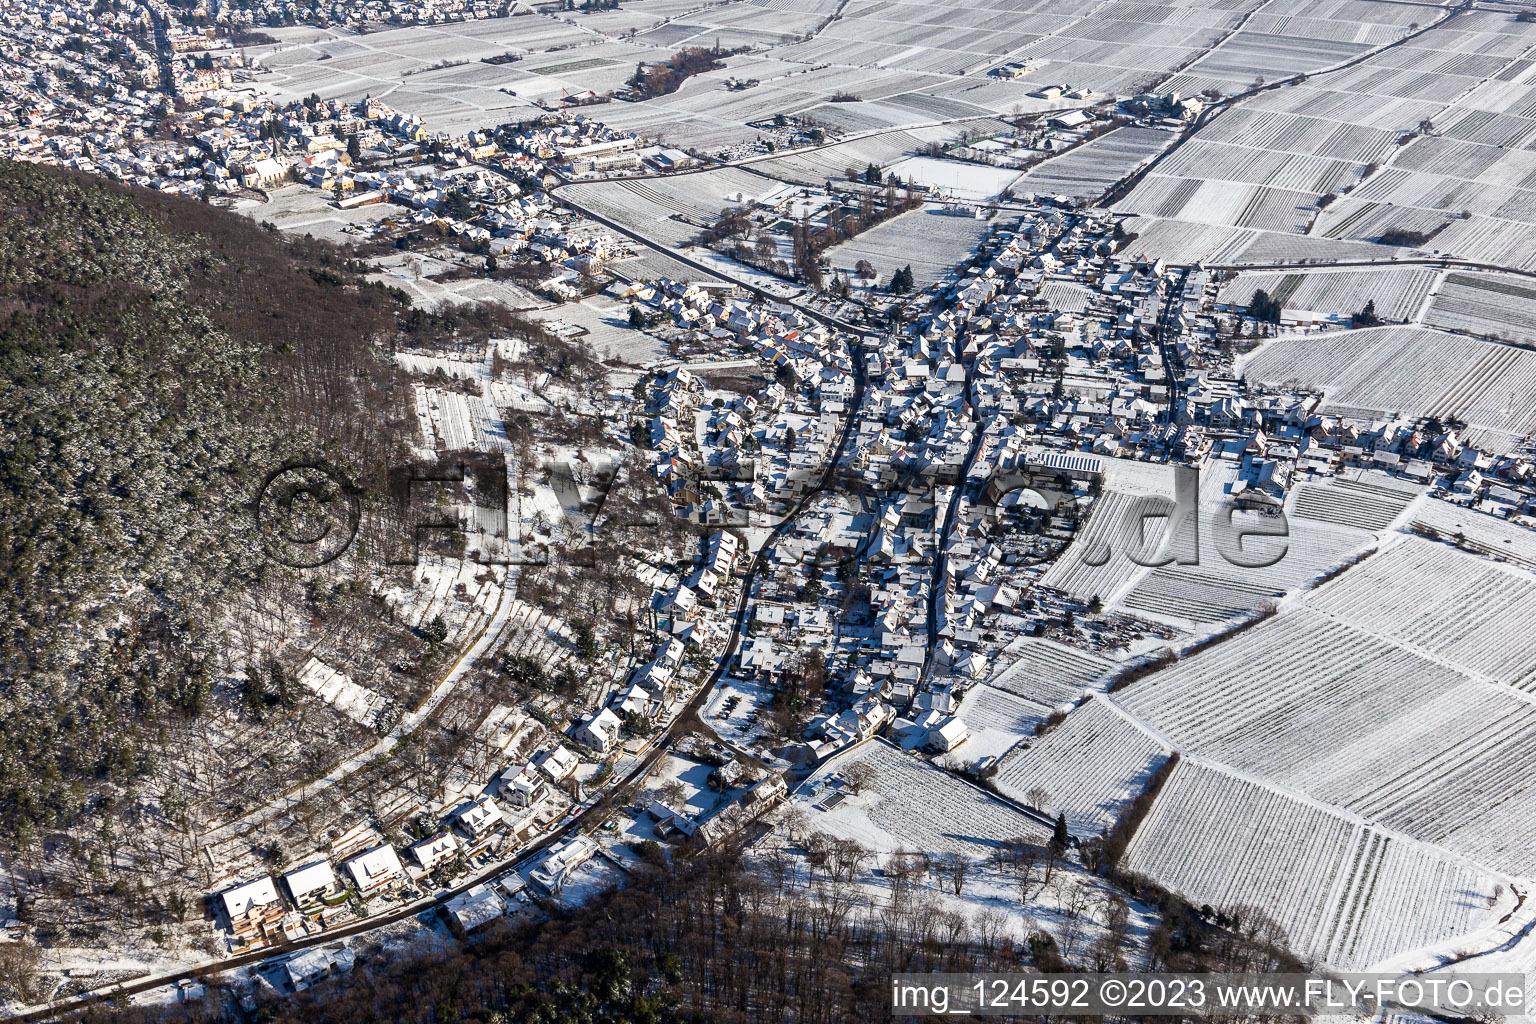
[1122,759,1507,970]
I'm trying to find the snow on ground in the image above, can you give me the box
[950,683,1041,765]
[798,739,1051,856]
[986,635,1116,707]
[701,674,778,750]
[1122,758,1509,971]
[236,185,409,243]
[885,156,1022,201]
[994,697,1169,839]
[526,296,670,363]
[297,657,389,727]
[756,739,1158,960]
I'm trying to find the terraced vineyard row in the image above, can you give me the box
[1309,538,1536,688]
[994,698,1169,836]
[1123,760,1504,969]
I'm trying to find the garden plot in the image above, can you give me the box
[985,636,1115,707]
[1123,759,1504,970]
[417,384,504,452]
[799,740,1053,856]
[496,600,577,682]
[385,556,501,642]
[296,657,390,727]
[1007,126,1176,202]
[994,697,1168,838]
[1216,266,1437,323]
[1423,271,1536,343]
[950,684,1042,764]
[1239,327,1536,451]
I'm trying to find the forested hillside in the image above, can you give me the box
[0,163,408,840]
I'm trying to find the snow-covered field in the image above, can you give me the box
[1241,327,1536,455]
[800,740,1052,856]
[952,683,1042,764]
[1217,266,1438,323]
[1122,759,1507,970]
[884,156,1022,201]
[1110,531,1536,928]
[994,698,1169,838]
[985,636,1115,707]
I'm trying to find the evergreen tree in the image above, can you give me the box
[1249,288,1281,324]
[1053,813,1070,849]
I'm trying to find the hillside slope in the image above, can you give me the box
[0,163,407,836]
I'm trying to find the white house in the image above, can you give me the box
[220,876,281,932]
[928,716,970,752]
[575,707,622,753]
[454,795,504,841]
[411,831,461,872]
[343,843,405,896]
[500,763,551,809]
[536,745,579,782]
[529,835,598,893]
[281,860,338,906]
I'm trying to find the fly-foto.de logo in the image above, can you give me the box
[252,454,1290,572]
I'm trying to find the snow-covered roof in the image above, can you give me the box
[220,876,280,919]
[282,859,336,897]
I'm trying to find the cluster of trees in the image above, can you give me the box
[627,44,732,99]
[791,187,922,289]
[0,164,409,841]
[1378,226,1440,247]
[1246,287,1283,323]
[701,188,923,291]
